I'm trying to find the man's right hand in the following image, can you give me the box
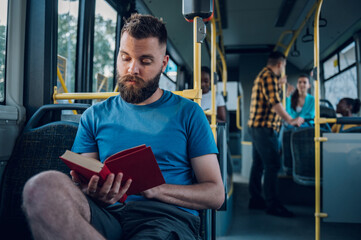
[71,171,132,205]
[288,117,304,127]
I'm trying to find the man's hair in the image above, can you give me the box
[201,66,211,76]
[267,51,286,66]
[121,13,167,46]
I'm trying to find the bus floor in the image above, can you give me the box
[218,174,361,240]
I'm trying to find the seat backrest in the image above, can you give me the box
[290,127,328,186]
[320,105,336,118]
[341,126,361,133]
[0,104,89,239]
[320,99,334,109]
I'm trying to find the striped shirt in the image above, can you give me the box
[248,67,282,132]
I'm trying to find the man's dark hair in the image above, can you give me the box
[121,13,167,46]
[267,51,286,66]
[201,66,211,76]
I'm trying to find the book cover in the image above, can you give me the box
[60,145,165,196]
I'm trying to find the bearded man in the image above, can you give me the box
[22,14,224,240]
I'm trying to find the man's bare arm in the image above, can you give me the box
[217,106,227,122]
[272,103,304,126]
[141,154,225,210]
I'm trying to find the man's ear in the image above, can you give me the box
[162,55,170,72]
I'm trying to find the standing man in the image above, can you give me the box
[248,51,303,217]
[22,14,224,240]
[200,66,227,122]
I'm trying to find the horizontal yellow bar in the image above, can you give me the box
[204,109,215,116]
[318,118,337,124]
[54,89,202,101]
[242,141,252,145]
[314,212,328,218]
[55,92,118,100]
[314,137,328,142]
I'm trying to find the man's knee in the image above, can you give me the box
[22,171,69,213]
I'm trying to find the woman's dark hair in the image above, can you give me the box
[343,98,361,114]
[201,66,211,76]
[290,74,310,111]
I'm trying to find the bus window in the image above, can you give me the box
[92,0,117,93]
[323,54,338,80]
[160,57,177,91]
[324,66,357,108]
[0,0,8,104]
[340,42,356,70]
[57,0,79,94]
[323,41,358,108]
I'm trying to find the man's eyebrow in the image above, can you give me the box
[140,54,154,59]
[119,51,154,59]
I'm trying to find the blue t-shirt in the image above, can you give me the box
[286,93,315,120]
[72,90,218,215]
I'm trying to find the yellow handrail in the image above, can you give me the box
[56,67,77,114]
[275,1,319,107]
[193,16,202,106]
[216,44,228,98]
[313,2,328,240]
[236,96,242,130]
[210,18,217,139]
[53,88,202,101]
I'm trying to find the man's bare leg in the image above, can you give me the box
[22,170,105,240]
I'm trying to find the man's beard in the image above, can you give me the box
[117,70,162,104]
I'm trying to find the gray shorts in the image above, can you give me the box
[86,196,201,240]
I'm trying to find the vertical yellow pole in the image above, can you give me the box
[314,1,323,240]
[194,17,201,106]
[282,80,286,107]
[210,19,217,139]
[56,67,77,114]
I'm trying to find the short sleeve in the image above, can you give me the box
[186,104,218,159]
[71,109,99,153]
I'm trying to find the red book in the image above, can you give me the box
[60,145,165,199]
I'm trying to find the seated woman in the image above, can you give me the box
[285,74,315,127]
[332,98,361,132]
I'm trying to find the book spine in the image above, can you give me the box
[99,165,111,183]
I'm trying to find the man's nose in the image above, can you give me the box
[128,60,140,75]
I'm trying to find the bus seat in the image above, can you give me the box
[0,104,89,239]
[290,127,329,186]
[340,126,361,133]
[320,105,336,118]
[320,99,334,109]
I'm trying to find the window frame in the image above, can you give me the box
[0,0,9,105]
[321,38,359,106]
[322,39,357,82]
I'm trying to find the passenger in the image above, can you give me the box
[200,66,227,122]
[285,74,315,127]
[248,51,303,217]
[22,13,224,240]
[332,97,361,132]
